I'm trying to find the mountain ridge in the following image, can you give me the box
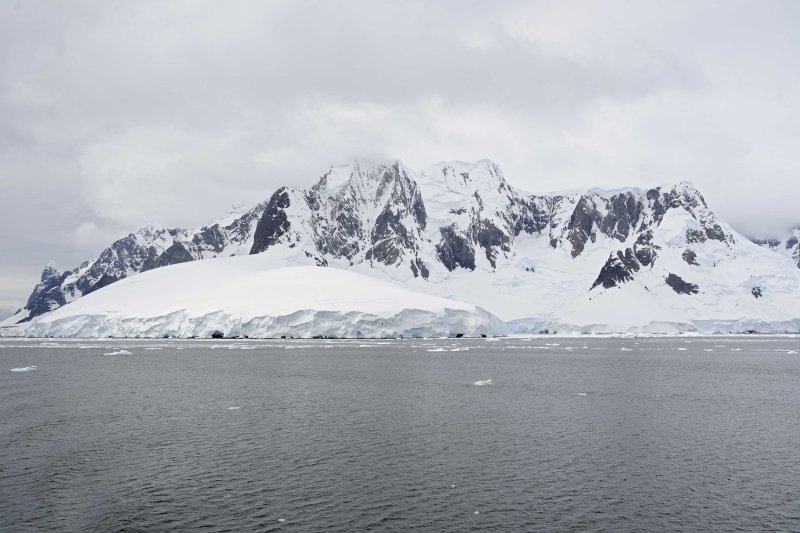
[5,158,800,333]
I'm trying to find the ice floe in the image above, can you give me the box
[104,349,132,355]
[10,366,38,373]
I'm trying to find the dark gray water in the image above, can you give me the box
[1,336,799,532]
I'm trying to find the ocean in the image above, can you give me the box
[2,336,798,531]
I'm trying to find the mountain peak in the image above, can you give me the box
[40,263,62,282]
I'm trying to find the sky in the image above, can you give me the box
[1,0,799,318]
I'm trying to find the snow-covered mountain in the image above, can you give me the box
[6,158,800,334]
[753,228,800,269]
[8,203,266,323]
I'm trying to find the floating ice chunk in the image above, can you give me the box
[228,406,241,410]
[474,511,480,515]
[620,347,633,351]
[104,349,132,356]
[427,348,447,352]
[786,350,798,354]
[450,484,456,488]
[278,518,286,523]
[704,349,714,352]
[577,392,587,396]
[677,347,688,351]
[473,379,493,386]
[450,347,469,352]
[10,366,38,373]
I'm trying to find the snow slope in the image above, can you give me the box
[12,257,505,339]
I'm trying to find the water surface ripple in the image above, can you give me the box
[1,336,799,531]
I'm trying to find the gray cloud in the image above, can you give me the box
[2,0,800,317]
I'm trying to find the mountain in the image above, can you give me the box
[6,158,800,334]
[7,204,265,323]
[753,228,800,269]
[14,261,504,339]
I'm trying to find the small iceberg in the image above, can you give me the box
[427,348,447,352]
[227,406,241,410]
[10,366,38,373]
[473,379,493,386]
[104,349,132,356]
[620,347,633,351]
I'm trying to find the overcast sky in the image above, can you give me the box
[1,0,799,318]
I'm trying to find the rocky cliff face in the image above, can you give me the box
[7,159,799,331]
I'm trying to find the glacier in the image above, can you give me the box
[8,259,505,339]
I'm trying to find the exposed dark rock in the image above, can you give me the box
[704,223,727,242]
[752,286,763,298]
[513,196,551,236]
[250,188,292,254]
[409,258,430,280]
[436,225,476,271]
[192,225,226,254]
[753,238,780,248]
[324,200,363,259]
[647,188,667,222]
[21,266,69,321]
[566,193,645,258]
[366,207,409,265]
[304,251,328,267]
[591,249,641,289]
[600,193,643,242]
[475,220,510,268]
[682,249,698,266]
[567,197,595,258]
[686,228,707,244]
[210,330,224,339]
[665,273,699,295]
[152,242,195,269]
[633,230,658,266]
